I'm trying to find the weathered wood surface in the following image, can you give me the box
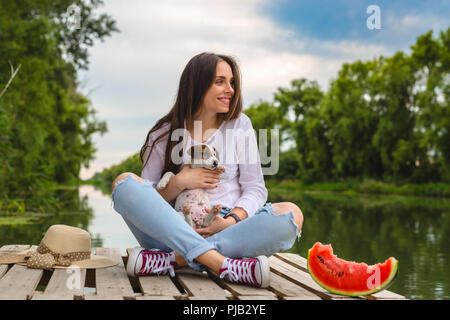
[0,245,407,300]
[90,247,135,300]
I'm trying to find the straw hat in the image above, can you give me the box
[0,225,118,270]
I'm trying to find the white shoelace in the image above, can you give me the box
[141,251,175,277]
[219,258,257,286]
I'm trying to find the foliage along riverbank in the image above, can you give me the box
[84,168,450,199]
[265,179,450,198]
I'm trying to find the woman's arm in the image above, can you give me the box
[156,166,221,203]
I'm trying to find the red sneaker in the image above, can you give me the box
[219,256,270,288]
[127,247,176,277]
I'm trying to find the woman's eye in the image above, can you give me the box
[216,79,234,87]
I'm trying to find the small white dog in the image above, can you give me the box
[156,144,225,229]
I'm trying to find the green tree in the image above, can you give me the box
[244,101,288,180]
[0,0,118,212]
[300,28,449,183]
[321,59,384,180]
[273,78,328,182]
[411,29,450,181]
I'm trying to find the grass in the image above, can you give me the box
[265,178,450,198]
[0,215,37,226]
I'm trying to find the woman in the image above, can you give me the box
[111,52,303,288]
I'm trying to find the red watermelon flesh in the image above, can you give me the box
[307,242,398,296]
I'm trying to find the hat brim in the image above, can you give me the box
[54,254,119,269]
[1,248,118,269]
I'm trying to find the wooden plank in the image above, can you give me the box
[206,269,277,298]
[269,256,360,300]
[187,296,233,300]
[84,294,131,300]
[93,248,135,300]
[138,275,183,296]
[238,295,278,300]
[283,296,323,300]
[0,264,43,300]
[275,252,308,271]
[0,245,31,280]
[32,268,86,300]
[269,271,321,300]
[177,271,231,300]
[137,295,176,300]
[276,252,407,300]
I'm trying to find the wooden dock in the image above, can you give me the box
[0,245,407,300]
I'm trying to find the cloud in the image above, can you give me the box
[376,11,449,49]
[385,13,447,34]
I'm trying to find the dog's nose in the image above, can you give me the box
[213,160,218,167]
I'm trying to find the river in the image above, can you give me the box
[1,184,449,299]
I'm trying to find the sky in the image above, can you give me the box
[78,0,449,180]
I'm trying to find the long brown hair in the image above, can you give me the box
[139,52,243,177]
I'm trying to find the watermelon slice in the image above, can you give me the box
[307,242,398,296]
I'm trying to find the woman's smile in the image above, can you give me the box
[218,97,231,105]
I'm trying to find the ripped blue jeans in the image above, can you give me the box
[112,174,301,271]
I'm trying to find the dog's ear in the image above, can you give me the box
[211,146,219,159]
[187,145,206,161]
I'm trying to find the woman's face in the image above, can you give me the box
[200,60,235,117]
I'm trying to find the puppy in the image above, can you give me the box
[156,144,225,229]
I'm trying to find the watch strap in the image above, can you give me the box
[224,213,241,223]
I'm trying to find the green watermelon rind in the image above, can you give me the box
[307,247,399,297]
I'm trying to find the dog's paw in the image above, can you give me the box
[203,210,219,227]
[216,165,226,174]
[185,214,194,228]
[156,172,175,190]
[156,178,170,190]
[183,204,191,215]
[212,204,222,214]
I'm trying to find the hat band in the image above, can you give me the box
[26,243,91,270]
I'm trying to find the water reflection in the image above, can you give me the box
[0,187,94,246]
[79,185,138,255]
[270,190,450,300]
[0,185,138,256]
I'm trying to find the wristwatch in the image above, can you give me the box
[224,212,241,224]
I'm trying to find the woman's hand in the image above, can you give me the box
[195,215,235,238]
[175,165,222,191]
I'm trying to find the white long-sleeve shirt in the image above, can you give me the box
[141,112,268,218]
